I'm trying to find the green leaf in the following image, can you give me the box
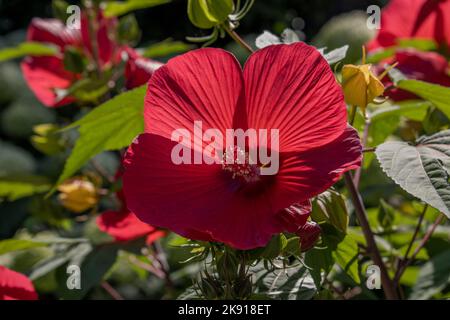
[410,249,450,299]
[312,189,349,233]
[0,176,51,201]
[253,264,317,300]
[366,47,396,64]
[282,236,301,257]
[188,0,234,29]
[397,38,438,51]
[333,235,360,284]
[29,243,92,281]
[0,42,58,62]
[377,199,395,230]
[63,46,87,74]
[370,100,431,122]
[55,86,146,187]
[376,130,450,218]
[117,14,142,46]
[0,239,48,255]
[143,38,194,59]
[104,0,171,17]
[52,0,70,22]
[260,234,288,260]
[396,80,450,118]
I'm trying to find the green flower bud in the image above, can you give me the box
[187,0,234,29]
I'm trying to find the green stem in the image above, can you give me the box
[349,105,357,126]
[394,213,444,286]
[223,24,254,54]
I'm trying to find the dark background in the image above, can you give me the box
[0,0,387,43]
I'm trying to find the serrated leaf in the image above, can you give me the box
[0,239,48,255]
[104,0,171,17]
[55,86,146,187]
[396,80,450,118]
[410,249,450,300]
[376,130,450,218]
[0,176,51,201]
[0,42,58,62]
[253,264,316,300]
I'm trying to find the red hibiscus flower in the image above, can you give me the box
[125,48,163,89]
[377,49,450,101]
[21,12,158,107]
[122,43,362,250]
[368,0,450,51]
[0,266,38,300]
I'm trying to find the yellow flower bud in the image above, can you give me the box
[58,178,98,213]
[342,63,385,115]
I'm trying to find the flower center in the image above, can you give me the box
[221,146,261,183]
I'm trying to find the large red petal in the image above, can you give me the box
[242,42,347,153]
[96,210,158,242]
[0,266,38,300]
[123,133,282,250]
[271,126,362,209]
[27,18,81,49]
[144,48,244,153]
[21,56,75,107]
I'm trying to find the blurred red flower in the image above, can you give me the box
[125,48,163,89]
[97,175,165,244]
[0,266,38,300]
[377,49,450,101]
[368,0,450,51]
[122,43,362,250]
[21,12,160,107]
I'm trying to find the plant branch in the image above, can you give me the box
[344,172,399,299]
[101,281,124,300]
[353,118,371,188]
[394,213,444,285]
[223,25,254,54]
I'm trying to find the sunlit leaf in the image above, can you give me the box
[55,86,146,188]
[396,80,450,118]
[104,0,171,17]
[0,239,47,255]
[333,235,360,284]
[376,130,450,218]
[410,249,450,299]
[143,38,194,59]
[0,176,51,201]
[0,42,58,62]
[312,189,349,233]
